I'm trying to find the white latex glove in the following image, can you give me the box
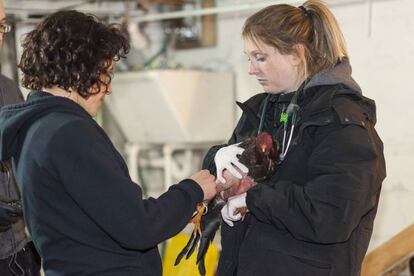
[221,192,247,227]
[214,143,249,184]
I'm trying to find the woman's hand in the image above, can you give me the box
[214,144,249,184]
[221,193,247,227]
[190,170,217,201]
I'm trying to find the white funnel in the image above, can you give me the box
[106,70,234,144]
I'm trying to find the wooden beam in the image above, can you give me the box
[362,224,414,276]
[200,0,216,47]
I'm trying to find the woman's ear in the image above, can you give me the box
[290,43,305,67]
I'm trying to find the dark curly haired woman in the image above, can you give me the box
[0,10,217,275]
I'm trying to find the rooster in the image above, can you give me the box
[175,131,279,275]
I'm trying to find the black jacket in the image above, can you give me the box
[203,60,386,276]
[0,91,204,275]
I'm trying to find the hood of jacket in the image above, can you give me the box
[0,91,91,161]
[305,58,361,93]
[299,59,379,125]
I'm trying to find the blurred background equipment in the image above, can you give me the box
[105,69,234,192]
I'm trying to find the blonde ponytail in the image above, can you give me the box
[302,0,348,72]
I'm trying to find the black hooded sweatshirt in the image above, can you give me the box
[0,91,203,275]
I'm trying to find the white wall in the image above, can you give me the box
[169,0,414,251]
[336,0,414,251]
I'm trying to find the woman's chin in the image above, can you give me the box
[260,84,280,94]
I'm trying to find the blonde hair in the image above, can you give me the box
[242,0,348,78]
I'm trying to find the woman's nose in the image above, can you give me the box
[248,62,259,75]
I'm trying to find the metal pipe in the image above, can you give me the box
[5,0,371,23]
[128,1,300,23]
[5,1,299,22]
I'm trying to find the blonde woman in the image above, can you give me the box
[203,1,386,275]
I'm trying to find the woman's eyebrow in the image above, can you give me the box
[252,51,265,56]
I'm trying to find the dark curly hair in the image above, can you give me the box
[19,10,130,98]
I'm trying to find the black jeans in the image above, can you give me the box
[0,242,41,276]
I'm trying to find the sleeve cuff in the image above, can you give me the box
[171,179,204,203]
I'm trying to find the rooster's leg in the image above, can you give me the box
[185,203,206,258]
[174,202,207,265]
[191,203,207,236]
